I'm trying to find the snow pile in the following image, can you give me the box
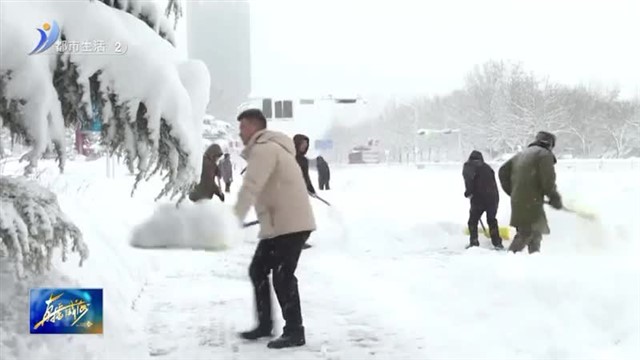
[0,158,638,359]
[130,200,241,251]
[0,0,209,193]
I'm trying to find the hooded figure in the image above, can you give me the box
[189,143,225,202]
[293,134,316,195]
[462,150,502,249]
[316,156,330,190]
[498,131,563,254]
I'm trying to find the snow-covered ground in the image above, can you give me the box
[1,157,639,359]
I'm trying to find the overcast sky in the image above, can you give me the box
[248,0,639,99]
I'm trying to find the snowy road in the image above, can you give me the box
[2,159,639,360]
[135,227,428,359]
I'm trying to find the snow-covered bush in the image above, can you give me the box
[0,176,89,278]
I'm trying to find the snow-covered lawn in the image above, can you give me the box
[1,157,639,359]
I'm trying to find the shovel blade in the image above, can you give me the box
[463,226,511,240]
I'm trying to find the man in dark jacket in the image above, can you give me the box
[463,150,503,249]
[316,156,330,190]
[293,134,316,195]
[293,134,316,250]
[219,153,233,193]
[189,143,225,202]
[498,131,563,254]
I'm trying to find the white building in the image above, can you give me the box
[237,94,365,157]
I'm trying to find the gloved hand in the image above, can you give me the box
[464,191,472,199]
[216,192,225,202]
[548,193,562,210]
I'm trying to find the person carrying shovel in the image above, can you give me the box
[463,150,504,250]
[293,134,316,249]
[498,131,563,254]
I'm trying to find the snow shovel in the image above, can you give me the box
[243,220,259,228]
[561,206,596,221]
[310,193,331,206]
[545,202,597,221]
[463,220,511,240]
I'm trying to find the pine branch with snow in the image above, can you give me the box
[96,0,178,46]
[0,176,89,278]
[1,0,210,200]
[165,0,184,30]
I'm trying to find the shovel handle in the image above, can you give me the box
[310,193,331,206]
[243,220,259,228]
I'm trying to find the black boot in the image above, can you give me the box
[465,238,480,249]
[491,236,504,250]
[239,323,273,340]
[267,326,305,349]
[489,227,503,250]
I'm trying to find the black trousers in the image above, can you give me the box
[249,231,310,332]
[468,201,502,246]
[224,181,231,193]
[318,177,330,190]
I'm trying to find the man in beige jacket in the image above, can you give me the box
[233,109,316,349]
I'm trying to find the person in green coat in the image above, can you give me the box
[498,131,563,253]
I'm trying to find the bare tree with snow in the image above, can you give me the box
[327,60,639,162]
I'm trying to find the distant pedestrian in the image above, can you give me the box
[316,156,330,190]
[219,153,233,193]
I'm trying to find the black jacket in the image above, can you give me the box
[462,150,499,206]
[293,134,316,194]
[316,156,330,180]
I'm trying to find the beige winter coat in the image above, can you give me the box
[234,129,316,239]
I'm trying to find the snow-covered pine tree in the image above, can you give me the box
[0,0,209,277]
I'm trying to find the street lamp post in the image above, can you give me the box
[395,100,419,163]
[417,128,462,161]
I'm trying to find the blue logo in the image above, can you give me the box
[30,288,103,334]
[29,21,60,55]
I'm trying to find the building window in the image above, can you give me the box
[282,100,293,118]
[274,101,283,118]
[262,98,273,118]
[272,100,293,119]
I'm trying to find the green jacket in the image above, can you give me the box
[498,142,561,234]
